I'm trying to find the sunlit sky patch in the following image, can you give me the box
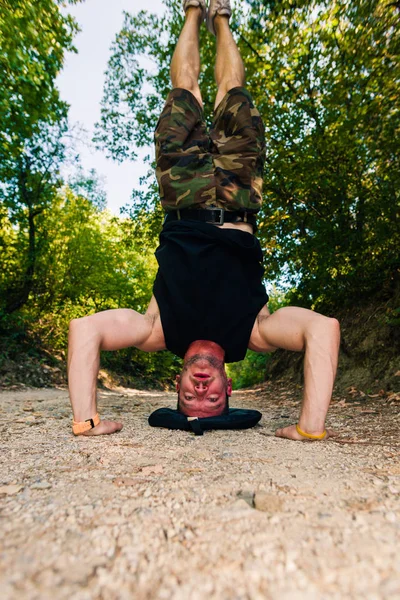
[57,0,166,215]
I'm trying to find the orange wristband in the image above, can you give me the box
[72,413,100,435]
[296,423,327,440]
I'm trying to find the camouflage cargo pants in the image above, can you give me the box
[154,87,266,213]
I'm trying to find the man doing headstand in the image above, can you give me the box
[68,0,340,440]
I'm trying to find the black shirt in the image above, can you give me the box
[153,220,269,363]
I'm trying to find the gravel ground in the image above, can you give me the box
[0,382,399,600]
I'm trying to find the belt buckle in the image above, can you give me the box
[207,208,224,225]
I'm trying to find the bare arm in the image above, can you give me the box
[68,299,165,436]
[250,307,340,441]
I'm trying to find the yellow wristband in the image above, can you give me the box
[296,423,327,440]
[72,413,100,435]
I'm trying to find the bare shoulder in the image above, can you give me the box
[145,295,161,318]
[248,305,277,353]
[140,296,166,352]
[255,304,271,322]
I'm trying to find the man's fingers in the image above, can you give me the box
[82,420,123,436]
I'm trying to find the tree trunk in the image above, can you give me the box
[4,163,39,313]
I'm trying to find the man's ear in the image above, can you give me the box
[227,378,233,397]
[176,374,181,392]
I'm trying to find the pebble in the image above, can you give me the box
[254,493,284,513]
[385,512,396,523]
[141,465,163,476]
[236,490,254,507]
[270,514,281,525]
[113,477,138,487]
[31,481,52,490]
[231,499,253,511]
[0,485,23,495]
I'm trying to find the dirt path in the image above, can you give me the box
[0,383,399,599]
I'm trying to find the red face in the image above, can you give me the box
[176,341,232,418]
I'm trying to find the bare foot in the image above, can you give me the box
[82,420,123,436]
[275,424,332,441]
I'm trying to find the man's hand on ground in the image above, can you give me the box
[82,420,123,436]
[275,424,332,441]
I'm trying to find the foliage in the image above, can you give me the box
[227,350,271,390]
[2,0,399,390]
[68,165,107,211]
[0,0,83,313]
[0,120,68,313]
[97,0,400,312]
[0,190,182,386]
[227,286,291,388]
[0,0,81,166]
[94,0,222,159]
[0,0,183,388]
[244,0,400,307]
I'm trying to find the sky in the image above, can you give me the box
[57,0,166,215]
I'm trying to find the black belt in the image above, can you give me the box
[164,208,257,231]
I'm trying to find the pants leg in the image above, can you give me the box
[154,88,216,210]
[210,87,266,212]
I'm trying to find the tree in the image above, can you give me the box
[245,0,400,305]
[68,166,107,211]
[0,0,184,387]
[0,0,83,313]
[0,0,81,165]
[0,121,68,313]
[96,0,400,309]
[1,186,182,387]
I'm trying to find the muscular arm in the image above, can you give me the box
[68,298,165,436]
[250,307,340,441]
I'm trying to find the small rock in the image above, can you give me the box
[236,490,255,507]
[61,564,94,585]
[231,499,252,511]
[0,485,24,496]
[373,478,384,487]
[113,477,137,487]
[31,481,52,490]
[385,512,396,523]
[254,492,284,513]
[141,465,163,476]
[270,514,281,525]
